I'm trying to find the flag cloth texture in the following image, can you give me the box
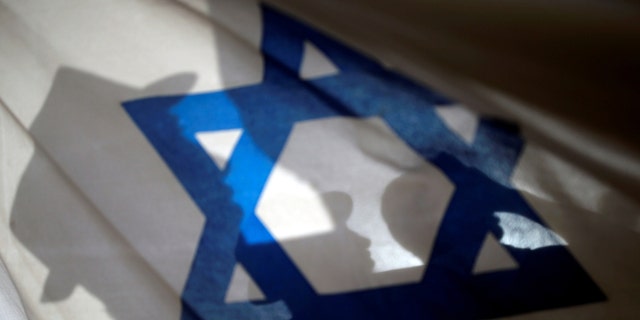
[0,1,638,319]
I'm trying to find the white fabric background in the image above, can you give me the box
[0,0,638,319]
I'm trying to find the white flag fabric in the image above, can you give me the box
[0,1,639,319]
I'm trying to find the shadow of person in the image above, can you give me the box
[381,173,438,262]
[11,67,198,320]
[277,191,375,294]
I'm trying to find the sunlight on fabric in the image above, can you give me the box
[63,285,110,318]
[195,129,243,171]
[495,211,567,250]
[256,165,336,240]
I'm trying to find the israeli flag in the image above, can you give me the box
[123,5,603,320]
[6,1,637,320]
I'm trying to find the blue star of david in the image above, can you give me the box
[123,4,605,319]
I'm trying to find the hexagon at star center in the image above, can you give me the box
[255,116,454,294]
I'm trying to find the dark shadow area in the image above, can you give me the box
[265,0,640,159]
[11,67,198,320]
[381,172,439,261]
